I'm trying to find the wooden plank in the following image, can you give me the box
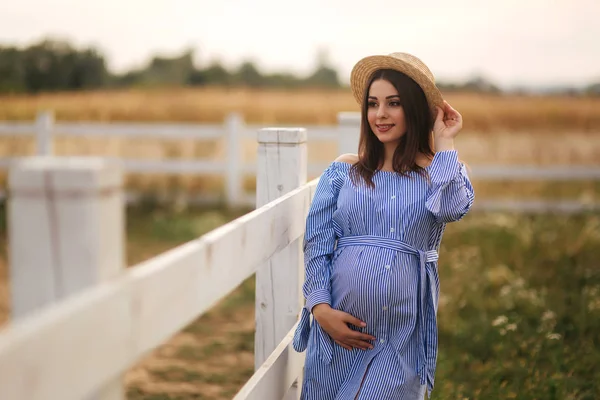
[254,128,307,371]
[35,111,54,156]
[0,123,36,134]
[233,324,306,400]
[225,113,244,207]
[7,157,124,316]
[0,182,313,400]
[54,122,225,140]
[0,282,133,400]
[8,157,126,399]
[244,125,339,141]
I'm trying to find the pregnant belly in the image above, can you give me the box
[330,246,419,329]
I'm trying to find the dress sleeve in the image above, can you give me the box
[302,162,345,313]
[425,150,475,223]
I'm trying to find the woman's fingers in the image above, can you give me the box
[338,338,374,350]
[444,101,462,120]
[349,338,374,350]
[341,312,367,329]
[435,106,445,124]
[349,330,376,342]
[341,331,375,350]
[335,340,353,351]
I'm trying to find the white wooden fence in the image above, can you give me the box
[0,111,359,208]
[0,127,313,400]
[1,111,599,212]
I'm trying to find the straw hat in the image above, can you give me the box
[350,52,444,118]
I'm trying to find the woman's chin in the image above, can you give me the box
[375,134,404,144]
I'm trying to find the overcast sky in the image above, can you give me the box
[1,0,598,88]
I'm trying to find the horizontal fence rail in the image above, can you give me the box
[0,111,598,212]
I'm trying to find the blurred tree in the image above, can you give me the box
[585,82,600,96]
[69,48,108,89]
[264,72,301,88]
[304,47,340,88]
[189,59,233,86]
[141,49,195,86]
[1,36,596,95]
[20,39,108,92]
[0,46,26,92]
[462,75,501,94]
[235,60,264,87]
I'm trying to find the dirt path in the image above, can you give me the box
[125,279,256,399]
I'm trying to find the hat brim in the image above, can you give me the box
[350,55,444,120]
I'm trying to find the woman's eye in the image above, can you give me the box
[367,102,377,108]
[389,101,400,107]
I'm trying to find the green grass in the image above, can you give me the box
[432,212,600,400]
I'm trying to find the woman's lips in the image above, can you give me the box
[376,124,394,133]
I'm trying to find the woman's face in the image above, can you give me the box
[366,78,407,145]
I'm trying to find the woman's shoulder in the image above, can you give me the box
[321,153,357,184]
[333,153,359,166]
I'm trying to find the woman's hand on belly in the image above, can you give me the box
[313,304,376,351]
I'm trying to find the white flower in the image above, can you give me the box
[541,310,555,322]
[546,333,561,340]
[492,316,508,327]
[506,323,517,331]
[500,286,511,297]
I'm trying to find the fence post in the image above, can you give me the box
[35,110,54,156]
[255,128,307,396]
[337,111,361,155]
[7,156,126,400]
[225,112,244,207]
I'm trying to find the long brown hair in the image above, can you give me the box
[350,68,435,188]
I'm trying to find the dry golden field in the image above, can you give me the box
[1,87,599,132]
[0,87,599,199]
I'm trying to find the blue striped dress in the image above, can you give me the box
[292,150,475,399]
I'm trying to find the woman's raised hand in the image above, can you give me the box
[433,100,463,151]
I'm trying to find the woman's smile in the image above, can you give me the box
[375,124,395,133]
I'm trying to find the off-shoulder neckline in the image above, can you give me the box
[330,160,432,173]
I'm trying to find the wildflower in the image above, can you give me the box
[492,315,508,327]
[506,323,517,331]
[500,285,511,297]
[546,333,561,340]
[541,310,555,322]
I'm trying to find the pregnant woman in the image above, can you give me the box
[293,52,475,399]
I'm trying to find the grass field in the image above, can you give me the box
[1,205,597,399]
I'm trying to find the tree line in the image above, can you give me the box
[0,38,597,95]
[0,39,343,93]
